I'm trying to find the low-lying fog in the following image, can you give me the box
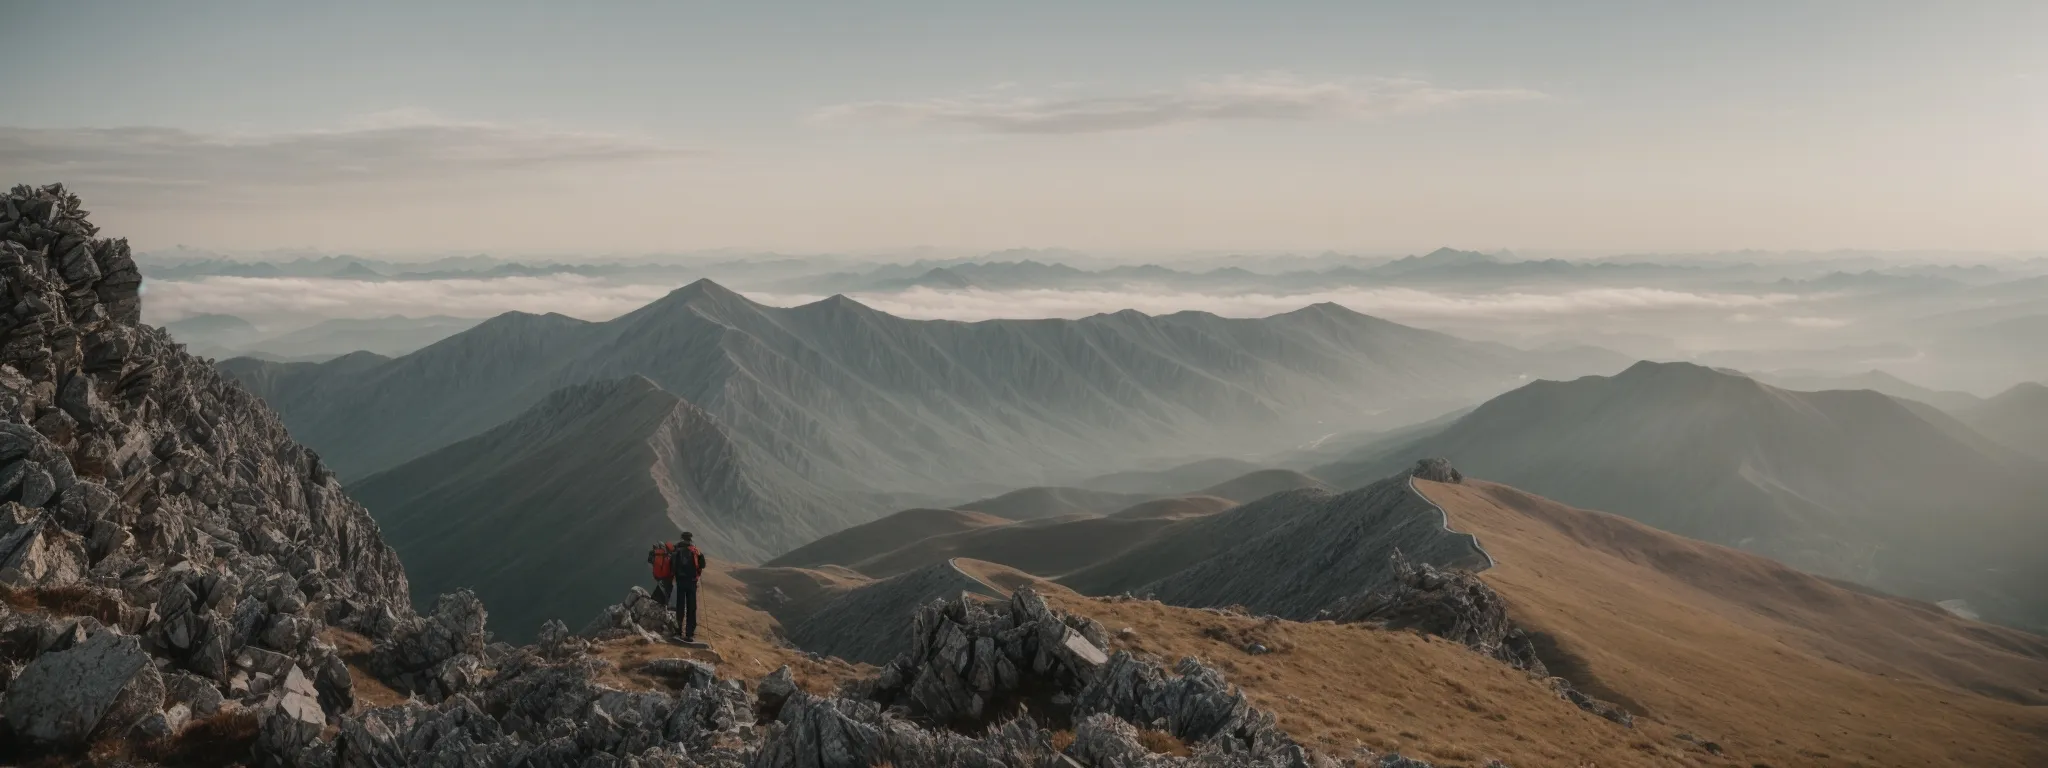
[140,247,2047,395]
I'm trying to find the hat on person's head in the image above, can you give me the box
[679,531,694,542]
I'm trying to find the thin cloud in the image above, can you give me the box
[144,276,1800,329]
[0,114,691,191]
[817,74,1545,134]
[143,275,678,324]
[829,286,1799,322]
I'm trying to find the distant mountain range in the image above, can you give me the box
[163,313,482,360]
[1745,368,1984,412]
[1311,361,2048,629]
[1960,382,2048,460]
[776,247,1733,295]
[349,376,852,639]
[226,279,1618,490]
[216,280,1623,631]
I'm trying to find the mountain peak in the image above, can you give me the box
[1371,247,1502,276]
[630,278,763,320]
[800,293,885,317]
[1611,360,1765,394]
[666,277,748,302]
[1422,247,1498,262]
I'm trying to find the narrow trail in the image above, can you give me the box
[1407,476,1496,570]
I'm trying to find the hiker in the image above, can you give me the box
[647,532,706,643]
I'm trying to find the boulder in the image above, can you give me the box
[255,666,327,766]
[1327,552,1543,674]
[2,629,150,745]
[1410,458,1464,484]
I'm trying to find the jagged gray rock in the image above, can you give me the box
[785,560,1007,666]
[869,588,1110,725]
[1408,458,1463,484]
[0,184,415,761]
[2,628,149,745]
[1330,553,1632,728]
[581,585,677,642]
[1327,552,1542,674]
[368,589,488,701]
[255,666,328,766]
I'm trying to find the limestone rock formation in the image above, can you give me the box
[0,183,412,758]
[1332,553,1632,728]
[368,589,489,701]
[1,628,149,745]
[1408,458,1463,484]
[1327,553,1541,674]
[786,560,1007,666]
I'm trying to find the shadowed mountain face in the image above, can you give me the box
[1063,473,1492,616]
[1961,382,2048,460]
[228,280,1599,496]
[1314,361,2048,629]
[348,375,852,639]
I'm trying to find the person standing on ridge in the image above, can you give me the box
[647,532,706,644]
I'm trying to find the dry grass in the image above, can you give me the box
[129,709,260,767]
[1049,729,1076,751]
[0,584,125,624]
[594,566,870,693]
[320,627,410,709]
[1137,728,1192,756]
[1052,593,1701,768]
[1416,478,2048,768]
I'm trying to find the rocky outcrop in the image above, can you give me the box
[868,588,1111,725]
[1328,553,1542,674]
[581,585,678,642]
[367,589,488,701]
[1,628,150,745]
[0,183,412,757]
[1333,553,1632,728]
[243,587,1397,768]
[1409,458,1463,484]
[786,560,1005,666]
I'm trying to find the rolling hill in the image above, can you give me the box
[1312,360,2048,629]
[348,375,859,639]
[731,463,2048,765]
[225,279,1613,495]
[1412,477,2048,765]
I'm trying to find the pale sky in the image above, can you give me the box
[2,1,2044,254]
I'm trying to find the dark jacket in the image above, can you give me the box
[648,542,707,580]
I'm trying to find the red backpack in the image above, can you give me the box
[650,542,707,580]
[649,542,676,580]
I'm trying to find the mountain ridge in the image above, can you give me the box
[228,278,1609,498]
[349,374,858,638]
[1312,360,2048,629]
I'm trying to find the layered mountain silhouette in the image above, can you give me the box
[228,279,1601,494]
[349,375,850,639]
[1961,382,2048,459]
[1748,368,1983,412]
[1313,361,2048,628]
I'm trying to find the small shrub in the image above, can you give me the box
[1137,729,1191,756]
[136,710,260,767]
[1050,729,1076,751]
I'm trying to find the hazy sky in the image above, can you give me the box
[2,1,2043,254]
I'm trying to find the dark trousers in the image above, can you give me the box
[672,578,698,639]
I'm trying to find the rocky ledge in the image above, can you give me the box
[255,586,1466,767]
[0,183,412,761]
[1332,552,1632,728]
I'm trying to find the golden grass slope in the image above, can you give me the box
[1416,478,2048,767]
